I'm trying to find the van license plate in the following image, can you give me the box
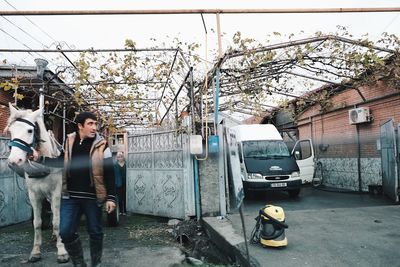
[271,182,287,188]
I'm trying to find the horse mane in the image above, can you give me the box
[35,115,61,158]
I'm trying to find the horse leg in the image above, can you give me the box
[50,193,70,263]
[28,191,43,262]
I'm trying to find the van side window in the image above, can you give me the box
[294,140,312,160]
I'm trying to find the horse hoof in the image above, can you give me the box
[57,254,70,264]
[28,254,41,262]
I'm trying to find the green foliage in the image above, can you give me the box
[0,78,23,100]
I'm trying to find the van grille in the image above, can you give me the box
[264,175,289,181]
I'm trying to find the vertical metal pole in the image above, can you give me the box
[214,68,220,134]
[175,96,179,124]
[39,86,44,112]
[62,103,66,144]
[189,67,195,134]
[217,123,226,216]
[14,87,18,105]
[154,91,158,124]
[216,13,223,59]
[193,157,201,220]
[239,204,250,263]
[34,58,48,115]
[215,13,222,135]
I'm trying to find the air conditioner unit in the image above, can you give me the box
[349,107,371,124]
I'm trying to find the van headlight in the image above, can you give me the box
[291,171,300,178]
[248,173,263,179]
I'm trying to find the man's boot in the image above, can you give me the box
[64,238,87,267]
[90,238,103,267]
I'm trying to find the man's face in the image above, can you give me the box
[78,118,97,139]
[116,153,124,162]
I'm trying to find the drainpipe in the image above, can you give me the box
[193,158,201,220]
[214,68,220,134]
[356,123,362,192]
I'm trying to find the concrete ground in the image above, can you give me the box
[0,214,187,267]
[205,186,400,267]
[2,187,398,267]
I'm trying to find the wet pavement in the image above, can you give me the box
[225,186,400,267]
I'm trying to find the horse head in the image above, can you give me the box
[6,103,43,167]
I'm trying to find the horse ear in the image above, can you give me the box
[31,108,43,120]
[3,125,9,134]
[8,102,18,116]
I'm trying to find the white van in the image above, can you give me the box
[231,124,314,197]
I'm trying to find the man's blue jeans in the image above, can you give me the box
[60,197,103,243]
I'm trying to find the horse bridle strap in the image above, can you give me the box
[15,118,36,128]
[8,118,38,155]
[9,138,34,154]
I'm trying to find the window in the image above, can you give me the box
[294,140,312,160]
[243,140,290,158]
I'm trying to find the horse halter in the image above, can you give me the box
[8,118,40,155]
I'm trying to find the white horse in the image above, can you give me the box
[5,103,69,263]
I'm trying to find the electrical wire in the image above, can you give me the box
[2,0,59,44]
[1,16,45,47]
[0,27,34,56]
[1,0,72,68]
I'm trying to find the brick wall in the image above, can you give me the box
[297,82,399,158]
[0,92,13,135]
[295,81,399,191]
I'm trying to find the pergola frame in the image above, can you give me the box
[198,34,397,118]
[0,47,194,129]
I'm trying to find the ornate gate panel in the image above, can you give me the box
[126,130,195,219]
[0,137,31,227]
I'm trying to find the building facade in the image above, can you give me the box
[278,80,400,191]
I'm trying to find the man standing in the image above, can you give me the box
[60,112,116,267]
[114,151,127,215]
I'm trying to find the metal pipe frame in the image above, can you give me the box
[160,70,191,124]
[0,7,399,16]
[156,50,179,110]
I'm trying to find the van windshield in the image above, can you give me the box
[243,140,290,158]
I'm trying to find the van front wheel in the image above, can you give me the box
[288,189,300,198]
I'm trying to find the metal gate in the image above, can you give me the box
[126,130,195,219]
[0,137,31,227]
[380,119,399,202]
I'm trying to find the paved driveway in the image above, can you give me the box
[228,186,400,267]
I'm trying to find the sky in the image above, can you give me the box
[0,1,399,121]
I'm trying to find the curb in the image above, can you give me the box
[201,216,261,267]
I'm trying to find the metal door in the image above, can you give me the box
[126,130,195,219]
[292,139,315,184]
[380,119,399,202]
[0,137,31,227]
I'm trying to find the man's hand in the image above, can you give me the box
[106,201,116,214]
[29,149,40,161]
